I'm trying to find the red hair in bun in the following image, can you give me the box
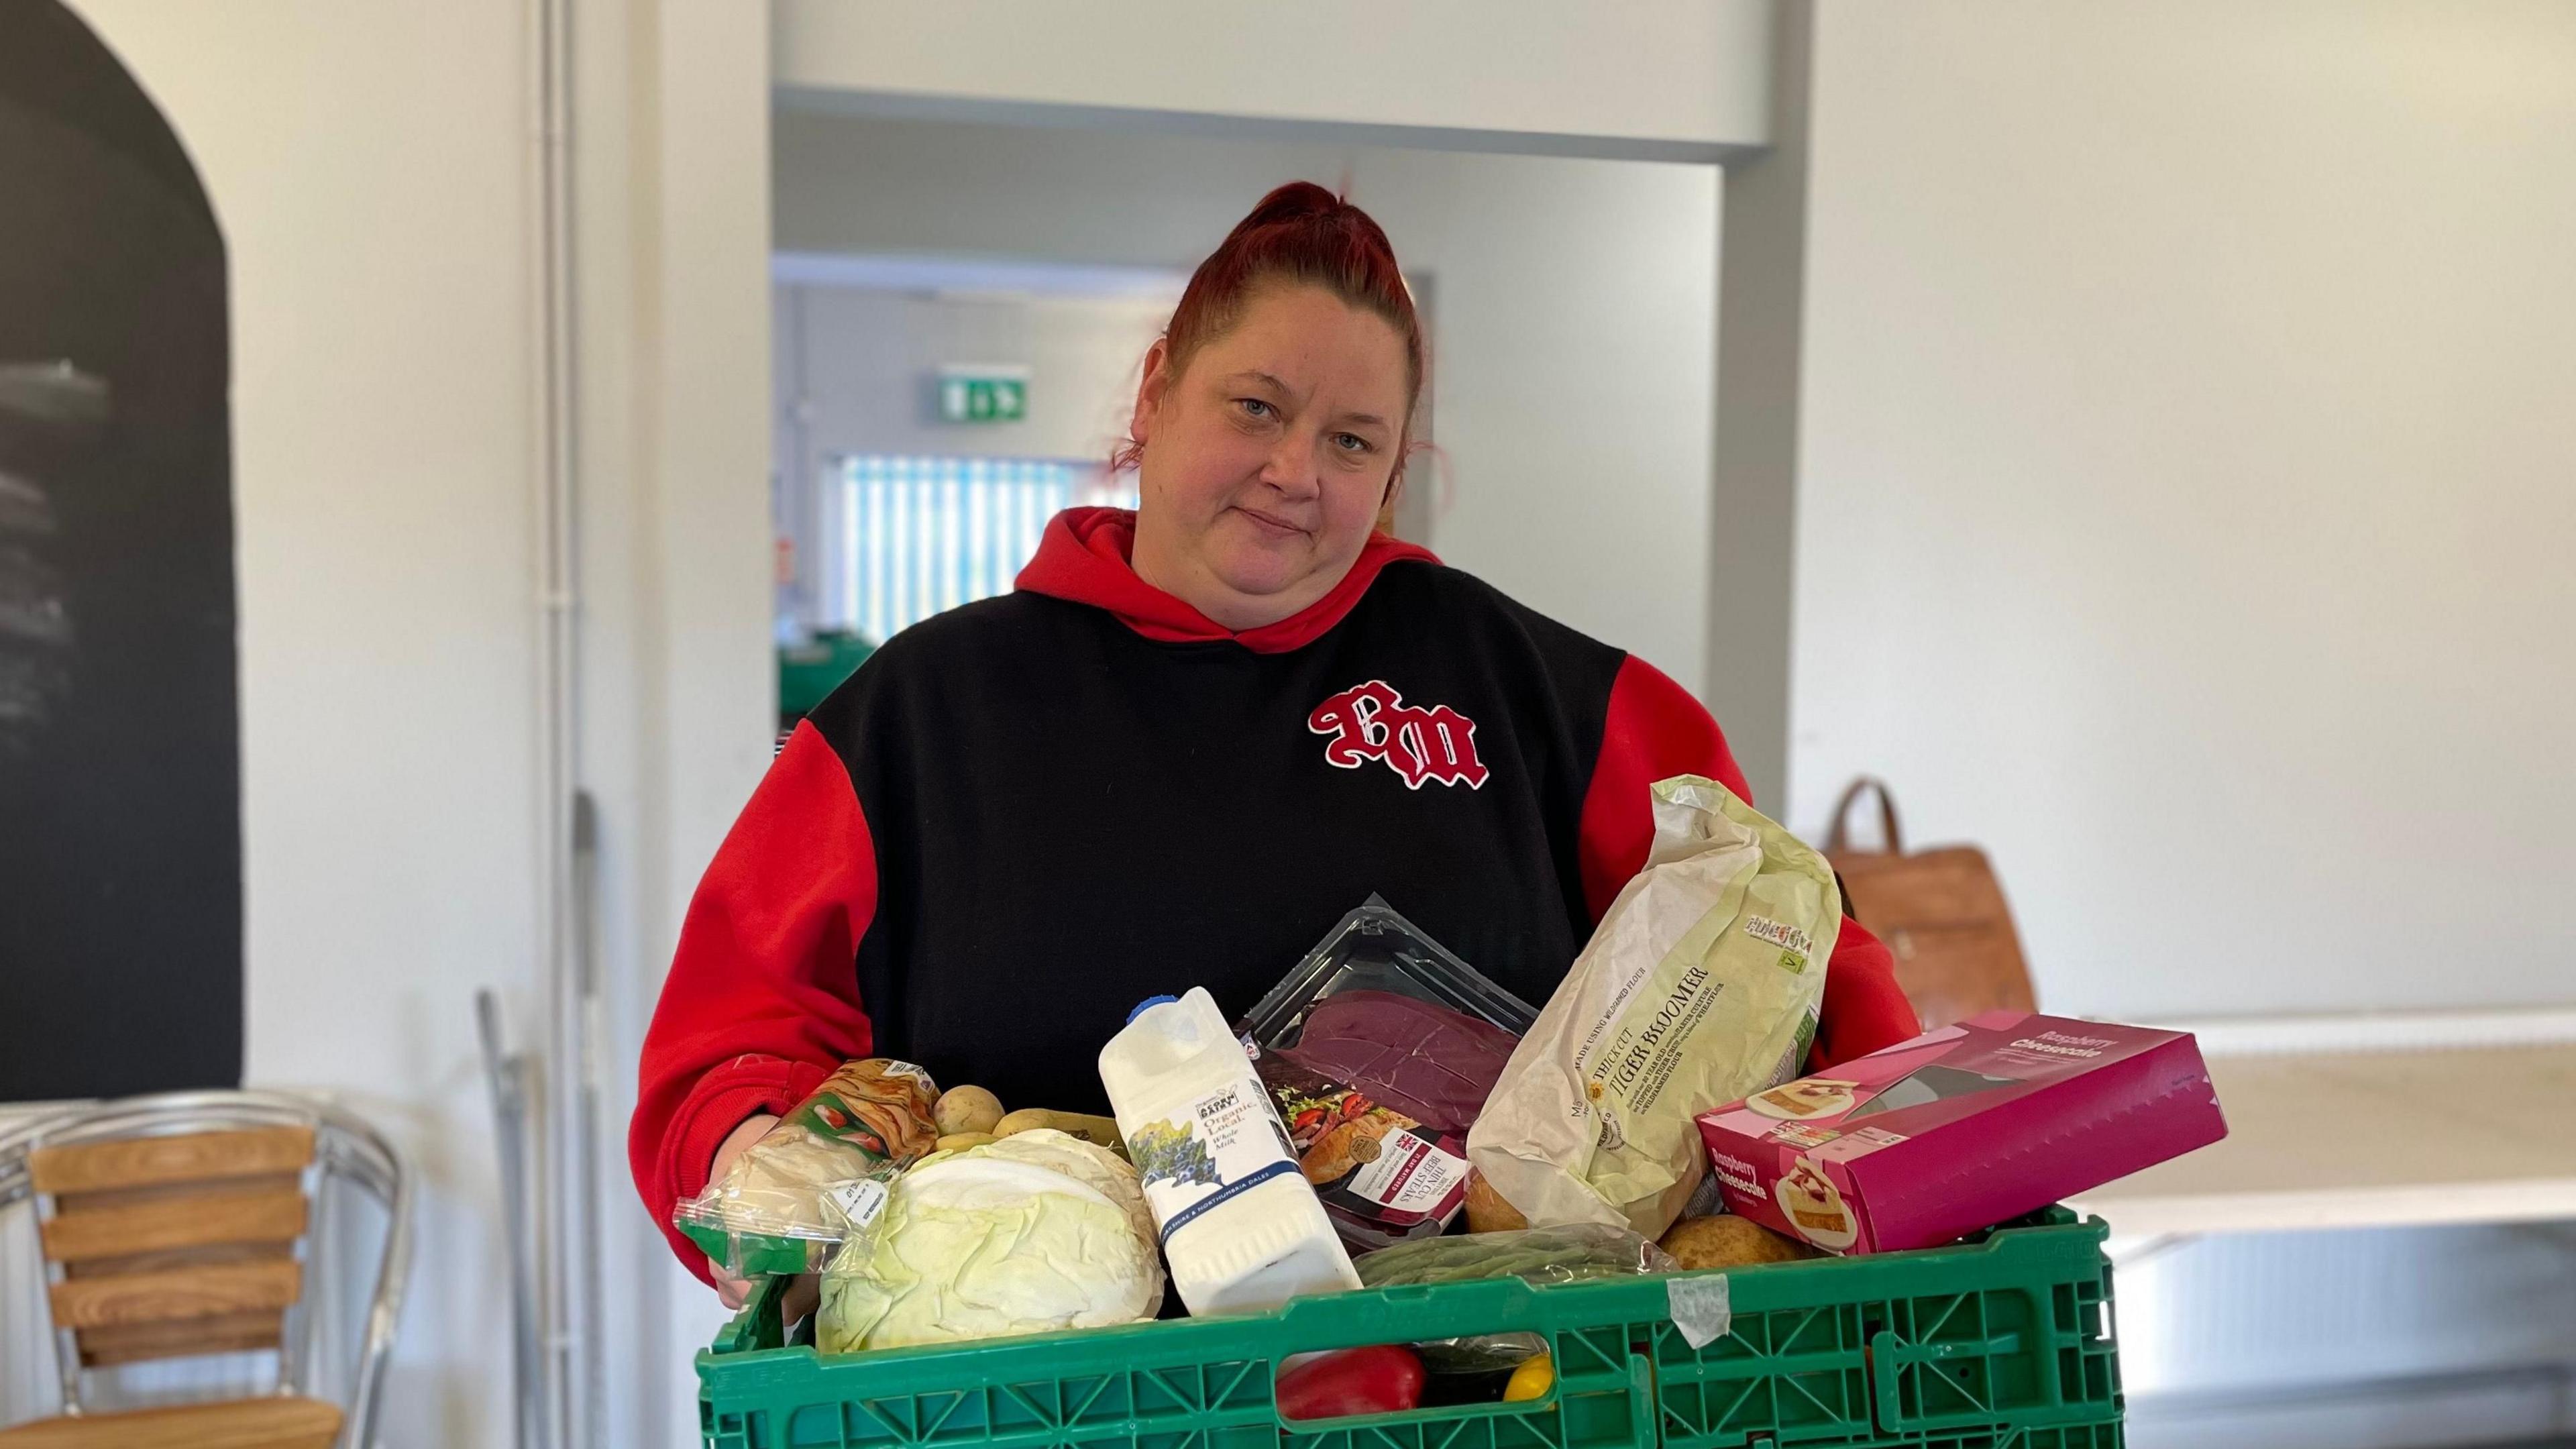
[1116,182,1425,484]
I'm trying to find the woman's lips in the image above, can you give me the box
[1232,505,1309,539]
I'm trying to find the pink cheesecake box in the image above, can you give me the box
[1693,1011,2226,1254]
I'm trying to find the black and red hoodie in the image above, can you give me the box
[631,507,1920,1281]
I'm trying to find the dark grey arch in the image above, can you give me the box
[0,1,241,1096]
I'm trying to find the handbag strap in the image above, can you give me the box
[1823,776,1904,855]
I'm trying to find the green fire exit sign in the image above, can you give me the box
[938,366,1028,424]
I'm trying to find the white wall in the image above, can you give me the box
[1709,3,1814,816]
[1789,0,2576,1022]
[61,3,538,1443]
[1787,9,2576,1437]
[568,5,777,1445]
[772,111,1727,704]
[773,0,1773,162]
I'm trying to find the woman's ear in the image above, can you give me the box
[1130,338,1173,447]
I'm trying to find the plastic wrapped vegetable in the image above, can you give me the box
[1504,1356,1554,1403]
[817,1129,1163,1352]
[674,1059,942,1277]
[1353,1224,1678,1372]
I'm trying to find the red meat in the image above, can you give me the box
[1274,989,1520,1133]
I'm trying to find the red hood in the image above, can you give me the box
[1016,506,1440,653]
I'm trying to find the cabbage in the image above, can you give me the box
[817,1128,1163,1352]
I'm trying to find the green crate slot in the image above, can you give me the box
[1866,1245,2121,1436]
[1650,1300,1873,1446]
[703,1212,2123,1449]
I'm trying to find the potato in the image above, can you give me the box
[1658,1214,1816,1270]
[992,1108,1124,1152]
[934,1132,996,1152]
[1463,1169,1529,1234]
[934,1085,1005,1138]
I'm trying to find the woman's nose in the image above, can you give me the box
[1260,435,1321,498]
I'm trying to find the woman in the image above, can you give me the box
[632,183,1920,1300]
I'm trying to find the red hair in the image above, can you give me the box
[1115,182,1426,488]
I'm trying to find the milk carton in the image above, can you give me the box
[1099,989,1360,1315]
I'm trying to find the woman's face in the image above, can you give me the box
[1128,283,1409,631]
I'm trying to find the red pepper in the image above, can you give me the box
[1275,1346,1426,1421]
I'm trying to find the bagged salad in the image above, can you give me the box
[1468,777,1838,1239]
[674,1057,942,1277]
[1238,898,1537,1250]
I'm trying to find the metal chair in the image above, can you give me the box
[0,1091,411,1448]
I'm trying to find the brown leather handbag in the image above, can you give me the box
[1823,778,2036,1030]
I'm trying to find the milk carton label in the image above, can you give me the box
[1126,1081,1302,1246]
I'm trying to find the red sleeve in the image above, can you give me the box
[1811,918,1917,1067]
[628,720,877,1284]
[1576,656,1921,1070]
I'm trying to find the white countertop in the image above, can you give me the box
[2068,1041,2576,1239]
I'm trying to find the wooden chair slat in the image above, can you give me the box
[48,1257,301,1330]
[30,1127,313,1195]
[0,1394,341,1448]
[76,1307,285,1367]
[60,1239,293,1281]
[48,1171,304,1217]
[42,1187,306,1264]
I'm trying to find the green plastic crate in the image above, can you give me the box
[700,1209,2123,1449]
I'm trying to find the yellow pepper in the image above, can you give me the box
[1503,1354,1554,1403]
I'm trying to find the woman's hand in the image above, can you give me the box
[705,1113,819,1322]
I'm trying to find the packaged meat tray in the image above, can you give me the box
[1239,896,1538,1248]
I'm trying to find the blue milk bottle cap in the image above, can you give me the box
[1126,994,1180,1024]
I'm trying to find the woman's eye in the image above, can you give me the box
[1332,433,1372,454]
[1235,397,1276,420]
